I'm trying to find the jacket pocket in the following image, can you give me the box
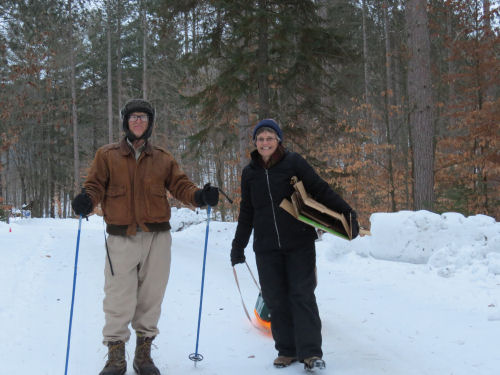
[103,185,129,223]
[107,185,125,197]
[145,184,169,220]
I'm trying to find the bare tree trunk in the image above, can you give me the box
[184,11,189,54]
[47,127,54,218]
[6,151,11,205]
[483,0,492,29]
[383,0,396,211]
[406,0,435,210]
[482,0,495,100]
[0,151,7,203]
[362,0,370,106]
[215,154,226,221]
[446,7,456,105]
[141,3,147,99]
[238,97,250,170]
[257,0,270,119]
[68,0,80,194]
[477,0,493,213]
[107,1,113,143]
[116,0,123,138]
[0,153,3,202]
[19,172,27,211]
[393,40,411,209]
[191,9,197,53]
[63,189,68,218]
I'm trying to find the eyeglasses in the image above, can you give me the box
[129,114,148,122]
[256,137,278,143]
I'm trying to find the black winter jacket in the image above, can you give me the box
[232,149,354,253]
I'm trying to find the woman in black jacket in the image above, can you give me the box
[231,119,359,371]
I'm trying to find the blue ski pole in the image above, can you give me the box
[65,215,83,375]
[189,205,211,363]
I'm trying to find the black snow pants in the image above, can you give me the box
[255,243,322,360]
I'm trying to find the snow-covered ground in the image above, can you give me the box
[1,208,499,375]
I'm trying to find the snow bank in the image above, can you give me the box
[1,207,210,233]
[344,210,500,277]
[169,207,207,231]
[4,209,498,281]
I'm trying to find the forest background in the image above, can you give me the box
[0,0,498,227]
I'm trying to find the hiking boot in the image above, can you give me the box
[133,336,160,375]
[99,341,126,375]
[273,355,297,368]
[303,356,326,372]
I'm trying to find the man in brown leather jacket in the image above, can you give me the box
[72,99,218,375]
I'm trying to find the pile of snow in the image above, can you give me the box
[169,207,207,231]
[340,210,500,278]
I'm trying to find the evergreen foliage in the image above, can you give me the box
[0,0,498,222]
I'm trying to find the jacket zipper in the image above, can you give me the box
[265,169,282,248]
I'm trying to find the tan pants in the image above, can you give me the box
[102,230,172,345]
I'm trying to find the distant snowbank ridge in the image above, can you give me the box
[166,208,500,278]
[351,210,500,277]
[172,208,500,278]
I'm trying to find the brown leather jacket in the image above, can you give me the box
[84,138,199,236]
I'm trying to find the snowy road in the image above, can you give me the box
[1,213,498,375]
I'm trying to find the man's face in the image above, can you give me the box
[128,112,149,138]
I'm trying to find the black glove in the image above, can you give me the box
[72,190,93,217]
[231,247,246,267]
[195,183,219,207]
[347,210,359,239]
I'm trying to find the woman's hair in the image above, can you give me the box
[255,126,281,143]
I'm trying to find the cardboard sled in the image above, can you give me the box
[280,176,361,240]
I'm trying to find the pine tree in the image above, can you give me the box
[406,0,435,211]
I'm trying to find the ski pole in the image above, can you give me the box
[218,187,233,204]
[64,215,83,375]
[189,205,211,363]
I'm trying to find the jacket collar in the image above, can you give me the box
[250,144,286,169]
[119,137,153,156]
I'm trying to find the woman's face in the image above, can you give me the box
[255,129,279,161]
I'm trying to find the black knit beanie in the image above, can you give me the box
[252,119,283,144]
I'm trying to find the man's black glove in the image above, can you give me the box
[71,190,93,217]
[195,183,219,207]
[231,247,246,267]
[347,210,359,239]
